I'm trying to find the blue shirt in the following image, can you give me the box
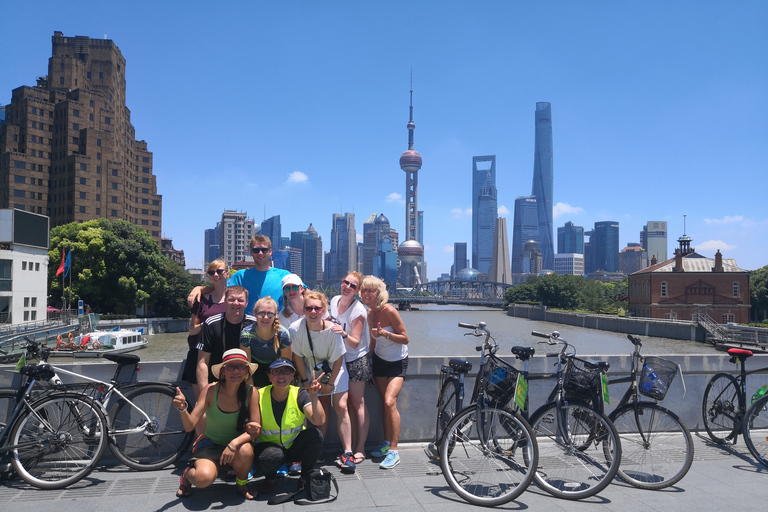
[228,266,290,314]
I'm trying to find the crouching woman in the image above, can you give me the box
[174,348,259,500]
[247,358,326,494]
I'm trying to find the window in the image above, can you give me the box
[79,206,86,213]
[14,175,25,183]
[97,138,101,147]
[22,262,27,271]
[111,196,118,203]
[142,177,149,184]
[722,314,735,323]
[59,76,64,85]
[142,156,150,163]
[31,297,37,307]
[96,180,101,188]
[112,169,118,176]
[660,281,668,298]
[73,109,79,117]
[112,182,118,189]
[111,209,118,217]
[664,312,678,320]
[31,311,37,321]
[0,260,12,291]
[79,178,87,185]
[79,192,87,199]
[99,72,103,79]
[80,163,87,171]
[14,161,26,169]
[13,190,25,197]
[90,100,94,107]
[733,282,740,298]
[35,263,39,271]
[104,117,111,125]
[142,167,149,173]
[73,123,79,131]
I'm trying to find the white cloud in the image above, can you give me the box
[386,192,403,203]
[553,202,584,218]
[697,239,737,251]
[498,205,510,216]
[287,171,308,184]
[704,215,744,225]
[443,245,454,253]
[356,233,363,243]
[450,207,472,219]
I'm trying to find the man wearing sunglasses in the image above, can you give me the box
[188,235,290,315]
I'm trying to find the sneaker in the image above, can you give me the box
[371,441,390,458]
[380,450,400,469]
[276,463,288,478]
[339,452,356,474]
[288,462,301,476]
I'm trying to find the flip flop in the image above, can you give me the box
[352,453,365,464]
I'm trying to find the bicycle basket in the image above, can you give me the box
[481,355,518,406]
[638,356,677,400]
[563,357,602,401]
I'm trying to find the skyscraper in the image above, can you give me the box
[397,79,424,287]
[452,242,468,279]
[476,172,497,275]
[260,215,281,251]
[363,213,399,279]
[0,32,163,241]
[641,221,668,264]
[531,102,554,270]
[592,221,620,273]
[328,212,356,281]
[219,210,257,268]
[204,226,220,267]
[557,221,584,254]
[511,196,539,273]
[490,217,511,284]
[291,224,322,284]
[472,155,496,271]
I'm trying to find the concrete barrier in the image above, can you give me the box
[4,353,768,449]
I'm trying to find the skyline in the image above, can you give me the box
[1,1,766,277]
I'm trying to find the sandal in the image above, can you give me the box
[177,467,193,498]
[352,453,365,465]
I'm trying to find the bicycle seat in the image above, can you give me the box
[103,353,141,366]
[727,348,753,361]
[449,359,472,374]
[511,346,535,360]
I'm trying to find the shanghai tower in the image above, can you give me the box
[532,102,554,270]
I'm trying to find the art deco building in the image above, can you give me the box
[0,32,162,241]
[219,210,257,268]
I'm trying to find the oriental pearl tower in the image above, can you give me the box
[397,78,424,287]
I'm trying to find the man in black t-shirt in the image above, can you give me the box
[196,285,257,386]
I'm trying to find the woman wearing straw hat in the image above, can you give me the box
[174,349,259,500]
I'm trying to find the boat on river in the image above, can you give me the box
[48,328,148,358]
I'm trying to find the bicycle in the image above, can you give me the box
[702,347,768,468]
[592,334,693,489]
[0,338,192,472]
[0,358,108,489]
[437,322,539,506]
[513,330,621,500]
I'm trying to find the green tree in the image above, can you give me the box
[751,265,768,323]
[504,282,538,307]
[535,273,580,310]
[154,258,202,318]
[49,219,191,316]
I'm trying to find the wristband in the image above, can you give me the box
[227,444,235,451]
[177,400,188,412]
[342,332,348,339]
[300,378,308,383]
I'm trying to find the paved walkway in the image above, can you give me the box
[1,432,767,511]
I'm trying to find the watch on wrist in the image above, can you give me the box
[300,378,308,383]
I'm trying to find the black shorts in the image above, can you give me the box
[182,348,198,384]
[346,354,373,382]
[372,353,408,379]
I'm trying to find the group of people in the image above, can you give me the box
[174,235,410,500]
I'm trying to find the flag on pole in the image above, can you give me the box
[55,249,67,276]
[63,249,72,278]
[14,353,26,371]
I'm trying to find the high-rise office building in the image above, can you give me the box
[362,213,399,279]
[260,215,281,251]
[397,80,424,287]
[490,217,511,284]
[0,32,163,241]
[641,221,668,264]
[531,102,554,270]
[452,242,468,279]
[620,243,647,275]
[555,253,585,276]
[476,172,497,275]
[557,221,584,254]
[219,210,257,268]
[591,221,620,273]
[511,196,539,273]
[204,226,220,267]
[472,155,496,272]
[291,224,323,284]
[521,240,542,275]
[327,212,356,281]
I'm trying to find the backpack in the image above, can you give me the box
[268,468,338,505]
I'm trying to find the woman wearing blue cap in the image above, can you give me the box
[247,358,326,494]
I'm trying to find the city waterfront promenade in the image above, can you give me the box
[1,433,767,511]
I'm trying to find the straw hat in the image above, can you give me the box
[211,348,258,379]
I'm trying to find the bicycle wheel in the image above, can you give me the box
[702,373,741,443]
[609,402,693,489]
[528,401,621,500]
[743,393,768,468]
[439,405,537,506]
[9,392,107,489]
[109,384,193,470]
[435,377,461,444]
[0,388,18,431]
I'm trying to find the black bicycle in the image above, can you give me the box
[702,347,768,468]
[436,322,539,506]
[0,355,108,489]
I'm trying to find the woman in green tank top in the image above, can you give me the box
[174,348,259,500]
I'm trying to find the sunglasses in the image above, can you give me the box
[270,368,293,376]
[224,364,248,372]
[207,269,227,276]
[283,285,301,292]
[304,306,323,312]
[256,311,276,319]
[342,279,358,290]
[250,247,270,254]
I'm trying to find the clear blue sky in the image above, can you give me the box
[2,1,767,276]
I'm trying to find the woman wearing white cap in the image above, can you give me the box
[280,273,307,327]
[174,349,259,500]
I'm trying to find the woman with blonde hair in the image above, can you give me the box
[240,296,292,388]
[360,276,409,470]
[279,273,306,327]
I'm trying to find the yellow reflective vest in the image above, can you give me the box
[258,385,305,448]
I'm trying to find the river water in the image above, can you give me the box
[141,305,712,362]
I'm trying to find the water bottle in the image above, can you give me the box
[751,384,767,405]
[642,365,667,396]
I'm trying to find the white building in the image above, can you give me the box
[0,209,49,325]
[554,253,585,276]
